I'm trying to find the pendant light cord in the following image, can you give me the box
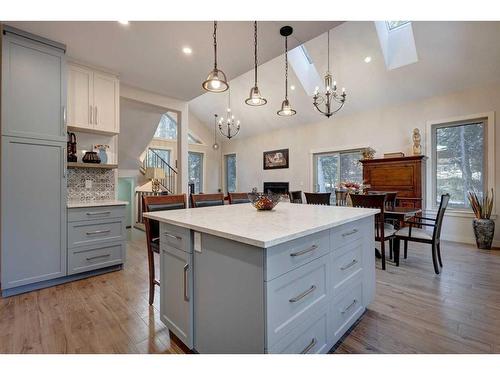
[213,21,218,69]
[327,30,330,73]
[285,35,289,100]
[254,21,258,86]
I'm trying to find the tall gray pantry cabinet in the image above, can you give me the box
[1,26,67,293]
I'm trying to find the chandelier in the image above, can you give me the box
[245,21,267,106]
[277,26,296,116]
[312,29,346,118]
[202,21,229,93]
[218,88,240,139]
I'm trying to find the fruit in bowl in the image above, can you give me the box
[248,192,281,211]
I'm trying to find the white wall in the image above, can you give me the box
[221,83,500,247]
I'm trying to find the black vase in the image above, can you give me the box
[472,218,495,250]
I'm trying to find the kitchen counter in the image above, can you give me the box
[67,200,128,209]
[144,202,378,353]
[143,202,378,248]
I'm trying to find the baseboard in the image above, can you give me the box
[441,234,500,249]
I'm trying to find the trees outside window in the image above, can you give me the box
[188,151,204,194]
[225,154,236,193]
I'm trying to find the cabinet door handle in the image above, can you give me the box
[342,229,358,237]
[164,232,182,241]
[86,254,111,261]
[340,259,358,271]
[89,105,93,124]
[86,211,111,216]
[86,229,111,235]
[95,106,98,125]
[341,299,357,314]
[290,244,318,257]
[62,148,67,178]
[183,263,190,302]
[300,338,317,354]
[289,285,316,303]
[63,106,67,126]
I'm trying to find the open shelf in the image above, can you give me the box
[67,162,118,169]
[67,125,119,136]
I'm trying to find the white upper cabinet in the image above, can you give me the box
[67,63,119,134]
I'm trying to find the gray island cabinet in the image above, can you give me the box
[144,202,378,354]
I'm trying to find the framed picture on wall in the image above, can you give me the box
[263,149,289,170]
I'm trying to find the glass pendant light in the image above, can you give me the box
[212,114,220,150]
[277,26,296,116]
[202,21,229,93]
[245,21,267,106]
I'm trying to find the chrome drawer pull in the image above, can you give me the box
[300,338,317,354]
[290,244,318,257]
[164,232,182,241]
[86,254,111,261]
[289,285,316,303]
[342,229,358,237]
[341,299,357,314]
[86,211,111,216]
[340,259,358,271]
[86,229,111,235]
[183,263,190,302]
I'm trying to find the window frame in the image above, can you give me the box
[224,153,237,194]
[188,150,205,194]
[426,112,495,215]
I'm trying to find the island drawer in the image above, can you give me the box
[266,254,329,347]
[331,219,367,250]
[68,242,125,275]
[330,275,364,342]
[68,218,125,248]
[265,229,330,281]
[331,238,363,290]
[268,306,329,354]
[160,223,192,253]
[68,205,125,222]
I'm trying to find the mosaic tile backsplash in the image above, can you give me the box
[67,169,115,203]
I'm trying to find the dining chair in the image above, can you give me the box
[350,194,396,270]
[143,194,187,305]
[228,192,250,204]
[335,189,348,206]
[288,190,303,204]
[393,194,450,274]
[304,192,331,205]
[368,191,398,258]
[191,193,225,208]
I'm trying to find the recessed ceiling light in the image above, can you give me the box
[364,56,372,63]
[182,47,193,55]
[290,85,295,90]
[118,21,129,25]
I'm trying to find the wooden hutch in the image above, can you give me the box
[360,155,427,209]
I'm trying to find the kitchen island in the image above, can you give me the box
[143,202,378,354]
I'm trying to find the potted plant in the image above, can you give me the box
[468,189,495,250]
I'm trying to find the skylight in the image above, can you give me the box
[288,44,322,96]
[386,21,410,31]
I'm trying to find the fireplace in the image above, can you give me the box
[263,182,289,194]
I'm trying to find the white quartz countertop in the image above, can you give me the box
[143,202,378,248]
[67,200,129,208]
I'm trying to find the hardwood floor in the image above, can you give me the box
[1,229,499,354]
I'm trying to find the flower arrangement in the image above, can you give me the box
[468,189,494,219]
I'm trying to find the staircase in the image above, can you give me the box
[140,148,177,194]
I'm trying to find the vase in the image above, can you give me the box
[472,218,495,250]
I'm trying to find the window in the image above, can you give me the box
[386,21,410,31]
[148,148,171,166]
[432,119,486,208]
[224,154,236,193]
[154,112,203,144]
[313,149,363,204]
[188,151,204,194]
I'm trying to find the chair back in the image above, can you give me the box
[228,192,250,205]
[368,190,397,210]
[433,193,450,241]
[143,194,187,242]
[335,189,348,206]
[288,190,303,204]
[304,192,331,205]
[350,194,387,240]
[191,193,225,208]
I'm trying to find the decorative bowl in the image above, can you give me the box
[248,192,281,211]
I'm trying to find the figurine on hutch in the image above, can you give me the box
[412,128,422,155]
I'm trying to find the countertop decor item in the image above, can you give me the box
[248,191,281,211]
[67,132,77,162]
[245,21,267,106]
[263,149,289,170]
[468,189,495,250]
[312,29,347,118]
[202,21,229,93]
[94,144,109,164]
[412,128,422,155]
[82,151,101,164]
[277,26,296,116]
